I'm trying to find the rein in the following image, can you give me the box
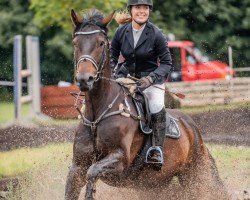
[71,76,142,135]
[77,91,123,133]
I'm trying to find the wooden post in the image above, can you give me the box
[13,35,41,120]
[13,35,22,119]
[228,46,233,69]
[26,36,41,115]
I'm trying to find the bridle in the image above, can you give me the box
[72,24,145,146]
[74,27,109,82]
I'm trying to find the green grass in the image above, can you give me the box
[0,143,249,181]
[181,101,249,114]
[0,143,72,178]
[207,144,250,179]
[0,102,78,125]
[0,143,249,199]
[0,102,30,124]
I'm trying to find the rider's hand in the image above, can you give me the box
[137,76,154,89]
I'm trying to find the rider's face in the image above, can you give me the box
[131,5,150,25]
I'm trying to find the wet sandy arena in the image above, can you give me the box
[0,108,249,199]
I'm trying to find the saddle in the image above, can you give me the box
[116,78,180,139]
[133,90,181,139]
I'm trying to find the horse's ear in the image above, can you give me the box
[101,10,116,26]
[71,9,83,27]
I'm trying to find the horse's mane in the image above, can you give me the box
[76,9,108,32]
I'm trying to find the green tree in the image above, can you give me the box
[1,0,249,97]
[30,0,126,32]
[0,0,39,80]
[152,0,250,67]
[29,0,126,84]
[0,0,40,100]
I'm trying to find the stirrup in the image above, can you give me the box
[145,146,164,164]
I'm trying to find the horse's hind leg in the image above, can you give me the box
[178,151,230,200]
[84,149,125,200]
[205,152,230,199]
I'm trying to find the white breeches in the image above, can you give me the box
[142,83,165,114]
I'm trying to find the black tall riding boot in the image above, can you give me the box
[146,108,167,167]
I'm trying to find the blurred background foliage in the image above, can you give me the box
[0,0,249,93]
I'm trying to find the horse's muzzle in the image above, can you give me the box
[75,73,94,91]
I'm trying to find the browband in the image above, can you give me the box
[75,30,106,36]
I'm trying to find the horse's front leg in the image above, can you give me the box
[65,163,87,200]
[65,153,94,200]
[84,149,125,200]
[65,124,95,200]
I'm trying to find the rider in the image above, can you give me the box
[110,0,172,167]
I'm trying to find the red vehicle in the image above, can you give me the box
[168,40,234,82]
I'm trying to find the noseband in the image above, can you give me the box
[74,29,108,82]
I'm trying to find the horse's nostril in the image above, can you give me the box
[75,74,94,86]
[88,76,94,83]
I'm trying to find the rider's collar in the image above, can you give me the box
[132,23,146,32]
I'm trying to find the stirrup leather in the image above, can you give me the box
[145,146,164,164]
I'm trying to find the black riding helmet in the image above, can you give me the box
[127,0,153,11]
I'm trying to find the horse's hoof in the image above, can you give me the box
[85,196,95,200]
[85,191,96,200]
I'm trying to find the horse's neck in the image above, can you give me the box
[86,83,119,121]
[85,65,119,119]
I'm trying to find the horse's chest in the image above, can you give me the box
[95,123,122,149]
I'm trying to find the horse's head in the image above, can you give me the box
[71,9,115,91]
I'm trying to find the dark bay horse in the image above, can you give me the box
[65,9,229,200]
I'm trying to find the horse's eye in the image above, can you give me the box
[100,41,105,47]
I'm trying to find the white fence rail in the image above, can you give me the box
[167,78,250,106]
[0,81,27,87]
[234,67,250,72]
